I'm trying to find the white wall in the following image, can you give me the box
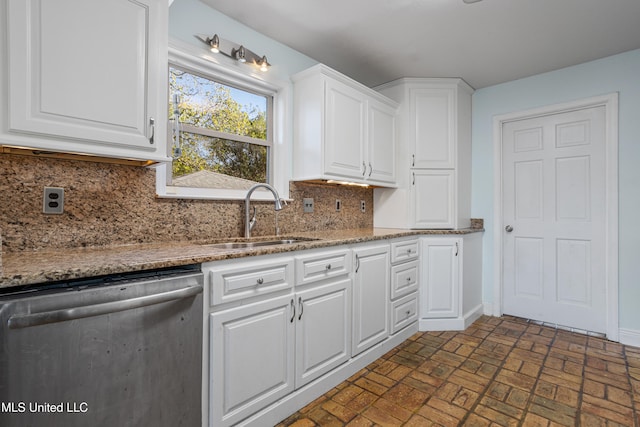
[471,49,640,331]
[169,0,317,82]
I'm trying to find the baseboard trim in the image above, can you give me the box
[619,328,640,348]
[238,322,419,427]
[418,304,485,331]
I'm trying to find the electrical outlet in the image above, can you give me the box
[303,198,314,213]
[43,187,64,214]
[360,200,366,213]
[335,199,341,212]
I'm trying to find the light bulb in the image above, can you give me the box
[208,34,219,53]
[236,46,246,63]
[259,56,269,72]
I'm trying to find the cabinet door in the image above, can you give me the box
[295,278,351,388]
[411,169,455,229]
[367,100,396,184]
[421,238,460,319]
[6,0,165,157]
[410,87,455,169]
[352,244,390,355]
[324,78,366,179]
[210,295,295,427]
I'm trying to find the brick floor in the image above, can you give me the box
[276,316,640,426]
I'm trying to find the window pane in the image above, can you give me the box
[172,131,268,189]
[168,66,271,190]
[169,67,267,140]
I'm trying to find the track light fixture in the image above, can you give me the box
[196,34,271,72]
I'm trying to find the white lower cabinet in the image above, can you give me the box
[205,239,433,427]
[295,278,351,388]
[391,293,419,334]
[421,237,460,319]
[419,234,483,331]
[210,294,295,427]
[211,289,352,426]
[206,249,352,427]
[352,244,390,355]
[389,239,420,334]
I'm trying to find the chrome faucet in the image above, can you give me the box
[244,183,284,238]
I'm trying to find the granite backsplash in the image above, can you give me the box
[0,153,373,253]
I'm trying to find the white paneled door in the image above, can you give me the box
[502,106,607,333]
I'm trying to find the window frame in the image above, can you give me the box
[155,40,291,201]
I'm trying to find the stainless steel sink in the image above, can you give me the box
[202,239,316,250]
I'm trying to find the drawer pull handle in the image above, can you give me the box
[256,277,264,285]
[325,264,332,271]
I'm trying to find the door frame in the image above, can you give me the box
[492,93,619,341]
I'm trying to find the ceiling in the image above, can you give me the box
[200,0,640,89]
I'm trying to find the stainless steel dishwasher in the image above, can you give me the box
[0,266,203,427]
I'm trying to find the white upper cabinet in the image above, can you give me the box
[293,64,398,186]
[1,0,169,162]
[411,87,456,169]
[367,99,396,183]
[374,78,473,229]
[324,78,367,178]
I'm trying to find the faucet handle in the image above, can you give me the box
[249,206,257,231]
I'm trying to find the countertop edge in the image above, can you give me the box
[0,228,484,289]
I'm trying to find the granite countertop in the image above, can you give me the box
[0,228,483,289]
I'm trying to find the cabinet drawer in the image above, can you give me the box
[209,257,294,306]
[295,249,351,286]
[391,292,418,334]
[390,260,419,300]
[390,240,419,264]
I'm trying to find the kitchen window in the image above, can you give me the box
[156,43,289,200]
[169,66,272,189]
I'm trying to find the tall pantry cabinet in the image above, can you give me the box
[373,79,474,229]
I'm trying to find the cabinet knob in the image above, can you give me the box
[406,310,411,317]
[325,264,332,271]
[256,277,264,285]
[406,277,412,282]
[505,225,514,233]
[406,248,412,254]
